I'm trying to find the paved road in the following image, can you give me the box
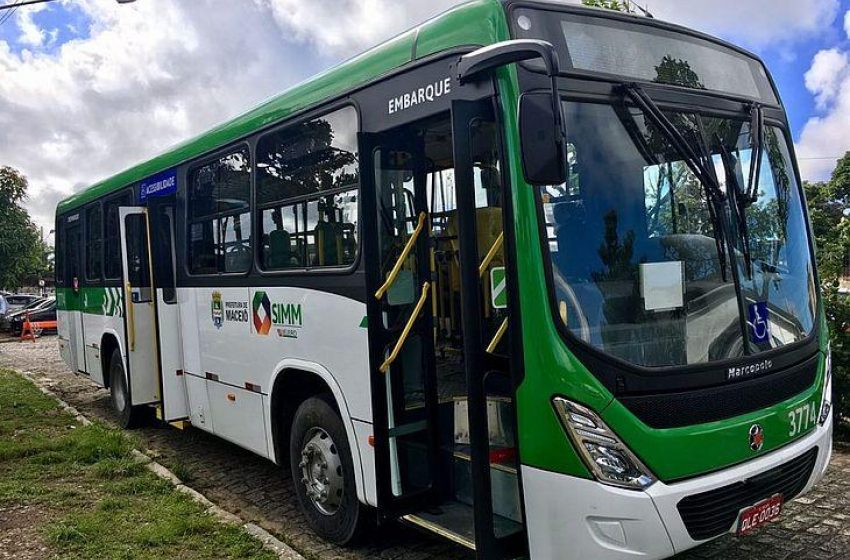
[1,338,848,560]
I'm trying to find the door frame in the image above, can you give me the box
[118,206,164,408]
[451,98,527,559]
[360,93,528,558]
[360,127,444,517]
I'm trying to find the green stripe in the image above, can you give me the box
[56,287,123,317]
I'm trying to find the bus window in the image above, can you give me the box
[85,204,103,281]
[151,204,177,304]
[257,106,359,271]
[104,191,133,280]
[125,213,152,303]
[188,149,252,274]
[66,222,82,288]
[55,219,65,287]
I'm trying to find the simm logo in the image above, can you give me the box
[252,291,303,337]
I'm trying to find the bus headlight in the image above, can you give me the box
[819,344,833,426]
[552,397,656,490]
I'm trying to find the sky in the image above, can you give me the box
[1,0,849,236]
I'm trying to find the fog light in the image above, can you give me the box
[553,397,656,490]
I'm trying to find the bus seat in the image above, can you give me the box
[314,220,344,266]
[225,244,252,272]
[268,229,295,268]
[475,207,503,267]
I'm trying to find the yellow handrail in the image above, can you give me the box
[380,282,431,373]
[375,212,427,300]
[486,318,509,355]
[478,231,504,278]
[125,282,136,352]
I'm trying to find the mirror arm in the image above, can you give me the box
[456,39,567,184]
[456,39,561,83]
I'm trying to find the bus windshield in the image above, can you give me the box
[540,101,816,368]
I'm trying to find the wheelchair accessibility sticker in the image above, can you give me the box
[748,302,770,344]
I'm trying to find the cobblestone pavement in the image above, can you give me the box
[1,338,848,560]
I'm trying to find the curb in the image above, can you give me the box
[16,370,306,560]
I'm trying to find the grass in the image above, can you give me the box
[0,369,277,560]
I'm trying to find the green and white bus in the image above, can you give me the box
[54,1,834,558]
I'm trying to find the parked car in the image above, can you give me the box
[1,298,52,333]
[5,299,56,336]
[1,294,43,316]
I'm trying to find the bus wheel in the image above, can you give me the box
[108,348,144,429]
[290,396,366,545]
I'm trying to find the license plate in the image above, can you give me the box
[736,494,783,536]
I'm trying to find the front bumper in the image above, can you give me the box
[522,414,833,560]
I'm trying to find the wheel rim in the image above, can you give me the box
[299,427,344,516]
[112,369,126,412]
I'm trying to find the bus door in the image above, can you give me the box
[363,99,525,558]
[64,218,87,373]
[450,98,526,559]
[118,207,162,406]
[361,124,443,517]
[147,198,188,421]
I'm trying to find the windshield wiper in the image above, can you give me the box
[746,103,764,205]
[622,83,730,281]
[715,137,754,278]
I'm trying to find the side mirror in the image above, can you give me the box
[456,40,567,187]
[519,92,566,186]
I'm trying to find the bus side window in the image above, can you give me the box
[125,213,152,303]
[66,222,82,288]
[152,206,177,304]
[187,150,252,275]
[104,191,133,280]
[85,204,103,281]
[256,106,359,271]
[55,220,65,288]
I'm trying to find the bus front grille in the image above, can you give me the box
[676,447,818,541]
[620,354,818,429]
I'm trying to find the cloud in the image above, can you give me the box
[795,10,850,181]
[645,0,840,49]
[0,0,315,232]
[804,48,849,109]
[259,0,465,56]
[16,5,50,48]
[846,9,850,39]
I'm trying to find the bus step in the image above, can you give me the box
[403,501,476,550]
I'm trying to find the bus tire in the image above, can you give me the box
[290,395,366,546]
[108,348,144,429]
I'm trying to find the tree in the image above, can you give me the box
[582,0,633,12]
[0,166,47,291]
[804,152,850,437]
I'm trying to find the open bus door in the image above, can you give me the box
[361,93,527,558]
[118,207,162,407]
[146,197,189,422]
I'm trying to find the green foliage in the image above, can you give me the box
[654,56,706,90]
[0,166,48,291]
[582,0,633,12]
[804,152,850,435]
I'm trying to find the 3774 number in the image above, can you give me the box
[788,402,818,438]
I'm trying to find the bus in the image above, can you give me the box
[54,1,834,558]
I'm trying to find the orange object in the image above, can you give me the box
[31,320,57,330]
[19,312,36,342]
